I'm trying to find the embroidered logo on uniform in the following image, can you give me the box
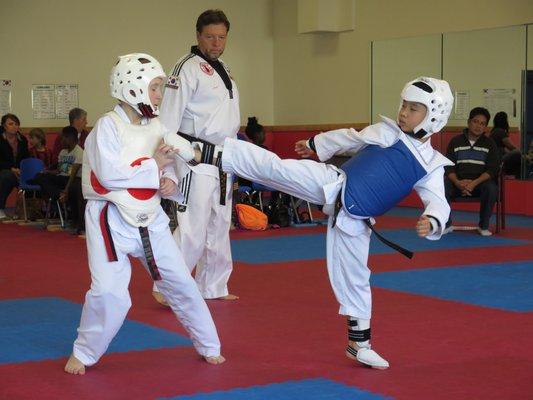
[166,75,179,89]
[200,62,214,76]
[136,213,149,223]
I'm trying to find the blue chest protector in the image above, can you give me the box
[340,140,426,217]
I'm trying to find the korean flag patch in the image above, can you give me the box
[166,75,179,89]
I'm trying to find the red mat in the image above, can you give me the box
[1,222,532,399]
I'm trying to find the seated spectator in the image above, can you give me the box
[444,107,500,236]
[29,128,53,169]
[51,107,88,168]
[490,111,521,178]
[33,127,83,221]
[0,113,29,219]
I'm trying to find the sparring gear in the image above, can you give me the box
[164,131,198,165]
[400,76,454,139]
[341,140,427,218]
[82,111,163,227]
[346,317,389,369]
[110,53,166,118]
[353,347,390,370]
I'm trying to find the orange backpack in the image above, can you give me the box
[235,204,268,230]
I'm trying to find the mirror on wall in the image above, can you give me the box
[372,24,532,180]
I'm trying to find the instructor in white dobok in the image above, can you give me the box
[155,9,240,301]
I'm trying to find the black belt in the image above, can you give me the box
[177,132,227,207]
[139,226,162,281]
[332,192,413,259]
[178,132,216,164]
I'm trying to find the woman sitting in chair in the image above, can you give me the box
[0,113,30,219]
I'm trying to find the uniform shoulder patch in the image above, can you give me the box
[199,62,214,76]
[165,75,179,89]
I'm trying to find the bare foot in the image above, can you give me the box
[64,354,86,375]
[216,294,239,300]
[204,355,226,365]
[152,291,170,307]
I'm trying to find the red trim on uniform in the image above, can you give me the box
[99,203,118,262]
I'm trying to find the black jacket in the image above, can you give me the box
[0,132,30,170]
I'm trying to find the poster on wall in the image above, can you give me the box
[483,88,516,118]
[32,84,56,119]
[453,90,470,120]
[55,84,78,119]
[0,80,12,116]
[32,84,79,119]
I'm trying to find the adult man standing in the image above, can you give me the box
[157,9,240,301]
[444,107,500,236]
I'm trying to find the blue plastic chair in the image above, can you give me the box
[18,158,45,221]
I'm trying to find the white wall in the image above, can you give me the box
[273,0,533,125]
[0,0,274,127]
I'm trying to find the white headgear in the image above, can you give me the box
[110,53,166,118]
[400,77,454,139]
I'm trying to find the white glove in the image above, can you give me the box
[164,132,197,165]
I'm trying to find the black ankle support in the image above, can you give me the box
[348,328,371,342]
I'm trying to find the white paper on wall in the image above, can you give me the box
[483,88,516,118]
[0,80,12,117]
[32,84,56,119]
[55,84,79,119]
[454,91,470,119]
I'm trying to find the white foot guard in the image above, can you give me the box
[164,132,198,165]
[346,317,389,369]
[354,347,389,370]
[346,345,389,369]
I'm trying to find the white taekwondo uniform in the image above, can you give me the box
[159,46,240,299]
[221,116,452,320]
[71,105,221,366]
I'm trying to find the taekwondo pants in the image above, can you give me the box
[72,201,221,366]
[174,165,233,299]
[221,138,373,319]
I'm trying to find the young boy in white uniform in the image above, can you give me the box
[64,53,224,375]
[168,77,454,370]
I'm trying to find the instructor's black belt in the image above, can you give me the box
[177,132,227,207]
[332,193,414,259]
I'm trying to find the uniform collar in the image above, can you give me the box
[113,104,150,125]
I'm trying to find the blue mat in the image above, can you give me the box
[372,261,533,312]
[231,229,528,264]
[160,378,392,400]
[0,297,191,364]
[385,206,533,228]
